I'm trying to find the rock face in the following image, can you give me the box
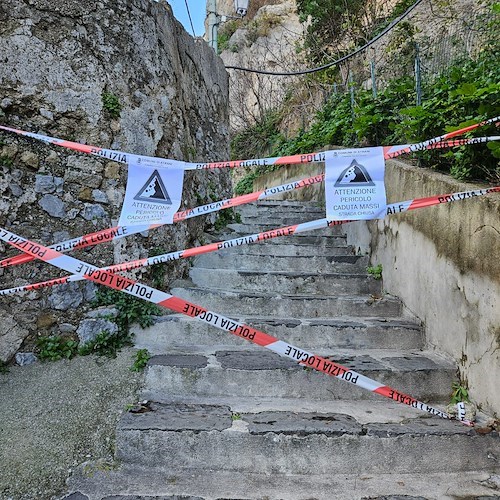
[219,0,305,132]
[0,0,231,362]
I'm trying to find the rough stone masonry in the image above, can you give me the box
[0,0,231,362]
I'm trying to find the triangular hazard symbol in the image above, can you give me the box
[334,159,375,187]
[134,170,172,205]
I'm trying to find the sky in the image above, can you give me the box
[166,0,208,37]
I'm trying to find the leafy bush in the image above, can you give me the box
[131,349,151,371]
[102,92,122,119]
[93,287,161,331]
[367,264,383,280]
[269,48,499,183]
[37,336,79,361]
[78,330,132,358]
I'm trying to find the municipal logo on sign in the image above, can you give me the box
[334,159,375,187]
[134,170,172,205]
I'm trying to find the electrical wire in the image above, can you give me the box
[184,0,196,37]
[224,0,424,75]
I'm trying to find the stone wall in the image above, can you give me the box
[0,0,231,362]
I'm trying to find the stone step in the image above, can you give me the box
[239,200,325,212]
[224,222,344,236]
[192,252,369,272]
[66,466,500,500]
[238,213,327,225]
[142,347,455,402]
[211,241,352,256]
[189,268,381,295]
[131,315,424,352]
[111,402,498,476]
[169,285,401,317]
[213,232,349,246]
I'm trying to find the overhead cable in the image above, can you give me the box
[184,0,196,37]
[224,0,424,75]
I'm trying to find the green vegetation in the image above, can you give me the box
[276,50,499,182]
[218,19,240,53]
[231,412,242,421]
[93,287,161,331]
[36,335,79,361]
[214,207,241,230]
[131,349,151,371]
[367,264,383,280]
[296,0,367,63]
[230,2,499,192]
[0,155,13,167]
[236,48,499,186]
[0,361,9,374]
[450,381,470,404]
[78,330,132,358]
[102,92,122,119]
[34,289,161,363]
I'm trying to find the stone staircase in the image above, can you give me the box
[66,201,500,500]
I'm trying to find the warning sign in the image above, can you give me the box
[134,170,173,205]
[334,159,375,187]
[119,163,184,226]
[325,147,386,220]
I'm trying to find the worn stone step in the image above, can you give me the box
[211,241,353,257]
[132,315,423,352]
[133,314,423,352]
[142,347,455,402]
[239,200,325,213]
[213,233,349,247]
[224,222,344,236]
[192,252,369,272]
[238,213,327,225]
[239,200,325,212]
[188,268,380,295]
[111,402,499,476]
[66,465,500,500]
[169,285,401,318]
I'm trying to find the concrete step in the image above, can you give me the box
[169,285,402,318]
[224,223,343,236]
[211,241,353,256]
[239,200,325,212]
[142,347,455,402]
[238,201,325,215]
[189,268,381,295]
[192,252,369,272]
[132,315,424,352]
[111,401,499,476]
[238,213,327,225]
[132,315,423,352]
[66,466,500,500]
[214,233,349,247]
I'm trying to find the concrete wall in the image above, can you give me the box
[252,159,500,416]
[253,162,325,203]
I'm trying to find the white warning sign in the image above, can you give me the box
[325,147,386,220]
[119,163,184,226]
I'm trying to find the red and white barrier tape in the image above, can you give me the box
[1,117,498,170]
[3,130,499,270]
[2,186,498,296]
[0,224,471,425]
[0,173,326,269]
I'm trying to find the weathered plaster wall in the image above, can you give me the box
[342,160,500,415]
[0,0,231,362]
[251,159,500,415]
